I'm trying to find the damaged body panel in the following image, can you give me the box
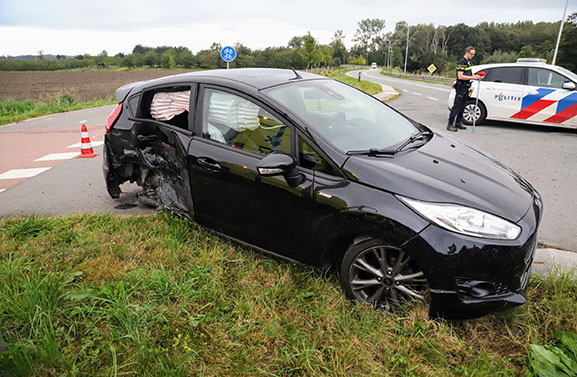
[104,84,196,218]
[104,68,542,319]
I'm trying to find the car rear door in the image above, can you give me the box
[481,66,525,121]
[131,84,196,218]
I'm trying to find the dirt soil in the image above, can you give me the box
[0,70,191,102]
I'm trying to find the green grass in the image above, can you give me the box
[0,214,576,376]
[0,92,116,126]
[324,68,383,95]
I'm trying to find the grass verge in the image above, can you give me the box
[1,214,576,376]
[0,92,116,126]
[324,68,383,95]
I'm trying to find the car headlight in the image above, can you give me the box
[398,196,521,240]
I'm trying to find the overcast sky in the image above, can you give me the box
[1,0,575,56]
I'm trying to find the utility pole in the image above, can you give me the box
[387,39,392,67]
[384,37,392,68]
[552,0,569,65]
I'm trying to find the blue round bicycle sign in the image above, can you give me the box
[220,46,236,63]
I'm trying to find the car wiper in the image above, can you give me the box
[346,148,397,156]
[394,130,432,152]
[346,129,433,157]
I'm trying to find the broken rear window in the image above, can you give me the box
[142,87,191,130]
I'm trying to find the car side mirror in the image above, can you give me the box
[563,81,576,91]
[257,152,304,188]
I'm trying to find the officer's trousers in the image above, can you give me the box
[448,85,469,125]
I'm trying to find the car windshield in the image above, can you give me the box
[262,79,417,153]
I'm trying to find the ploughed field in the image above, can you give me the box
[0,70,191,101]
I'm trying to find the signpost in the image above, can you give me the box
[220,46,237,69]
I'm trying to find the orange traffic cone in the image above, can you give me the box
[77,124,99,158]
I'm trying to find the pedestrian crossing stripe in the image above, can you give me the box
[0,167,51,180]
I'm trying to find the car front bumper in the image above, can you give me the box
[426,231,536,319]
[404,194,541,319]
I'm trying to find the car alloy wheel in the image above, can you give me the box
[462,100,487,125]
[340,239,429,310]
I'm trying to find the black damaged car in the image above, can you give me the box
[104,68,542,319]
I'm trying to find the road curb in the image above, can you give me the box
[532,248,577,279]
[373,84,399,102]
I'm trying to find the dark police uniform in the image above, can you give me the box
[448,56,473,127]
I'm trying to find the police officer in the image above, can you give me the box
[447,46,483,132]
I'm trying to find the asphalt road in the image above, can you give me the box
[0,106,153,217]
[0,74,576,251]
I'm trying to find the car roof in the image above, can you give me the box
[155,68,321,89]
[473,62,563,71]
[117,68,324,102]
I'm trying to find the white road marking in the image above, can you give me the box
[412,92,422,96]
[427,96,438,101]
[79,120,87,123]
[0,189,6,193]
[0,167,51,180]
[402,89,409,92]
[35,152,80,161]
[67,141,104,148]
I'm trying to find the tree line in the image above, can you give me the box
[1,15,576,74]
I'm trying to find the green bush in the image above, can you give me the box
[0,92,114,126]
[0,59,92,71]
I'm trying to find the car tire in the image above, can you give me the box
[340,238,429,310]
[462,100,487,125]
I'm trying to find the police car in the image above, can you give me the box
[448,59,577,128]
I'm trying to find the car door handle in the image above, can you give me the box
[197,157,221,172]
[528,91,540,95]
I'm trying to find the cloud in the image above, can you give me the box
[4,0,568,31]
[1,0,575,56]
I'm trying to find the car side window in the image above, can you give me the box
[298,135,339,176]
[486,67,524,85]
[142,86,191,130]
[478,68,493,81]
[202,88,291,157]
[528,68,568,89]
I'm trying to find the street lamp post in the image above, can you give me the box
[552,0,569,66]
[404,25,410,74]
